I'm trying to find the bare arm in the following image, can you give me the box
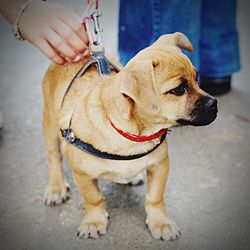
[0,0,89,65]
[0,0,24,24]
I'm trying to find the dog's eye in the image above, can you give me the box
[169,81,188,96]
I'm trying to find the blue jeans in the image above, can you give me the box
[118,0,240,77]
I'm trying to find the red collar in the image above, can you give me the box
[110,120,171,143]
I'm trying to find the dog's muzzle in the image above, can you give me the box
[177,97,218,126]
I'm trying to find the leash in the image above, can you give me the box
[60,0,119,108]
[83,0,102,53]
[82,0,113,75]
[60,0,168,161]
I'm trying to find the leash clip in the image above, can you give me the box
[92,10,103,37]
[89,10,104,54]
[83,1,104,55]
[89,41,104,55]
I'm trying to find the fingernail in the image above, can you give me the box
[65,57,71,62]
[82,50,89,57]
[74,55,81,62]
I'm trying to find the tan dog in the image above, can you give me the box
[42,32,217,240]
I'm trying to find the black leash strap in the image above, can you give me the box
[61,128,166,161]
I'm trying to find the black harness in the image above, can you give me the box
[60,52,166,160]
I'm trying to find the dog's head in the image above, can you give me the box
[119,32,217,128]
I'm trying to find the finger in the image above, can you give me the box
[60,11,89,44]
[52,19,87,54]
[45,29,78,60]
[34,39,65,65]
[75,24,89,46]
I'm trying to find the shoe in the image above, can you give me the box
[200,76,231,96]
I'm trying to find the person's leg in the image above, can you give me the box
[199,0,240,95]
[118,0,153,65]
[119,0,202,67]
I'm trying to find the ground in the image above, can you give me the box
[0,1,250,250]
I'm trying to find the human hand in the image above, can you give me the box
[19,1,89,65]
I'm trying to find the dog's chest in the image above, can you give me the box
[65,141,167,184]
[100,160,150,184]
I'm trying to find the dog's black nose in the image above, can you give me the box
[190,97,218,126]
[195,97,218,111]
[205,98,217,109]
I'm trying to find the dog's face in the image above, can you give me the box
[120,32,217,128]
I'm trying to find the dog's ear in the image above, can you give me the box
[152,32,193,52]
[120,61,160,114]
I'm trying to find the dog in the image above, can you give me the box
[42,32,217,240]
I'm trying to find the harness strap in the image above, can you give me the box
[59,55,166,161]
[60,53,119,108]
[59,0,167,161]
[61,128,166,161]
[92,51,111,75]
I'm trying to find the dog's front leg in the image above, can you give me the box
[72,171,109,239]
[145,154,181,241]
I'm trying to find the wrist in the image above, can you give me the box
[11,0,47,40]
[12,0,33,40]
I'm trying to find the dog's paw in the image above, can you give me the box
[145,204,181,240]
[146,218,181,241]
[128,173,144,186]
[44,182,70,206]
[77,210,109,239]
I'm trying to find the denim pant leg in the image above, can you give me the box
[118,0,201,68]
[199,0,241,77]
[118,0,153,65]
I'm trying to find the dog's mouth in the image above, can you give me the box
[177,112,217,126]
[177,97,218,127]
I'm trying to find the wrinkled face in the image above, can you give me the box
[152,49,218,127]
[120,33,217,128]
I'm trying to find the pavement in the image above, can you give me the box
[0,1,250,250]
